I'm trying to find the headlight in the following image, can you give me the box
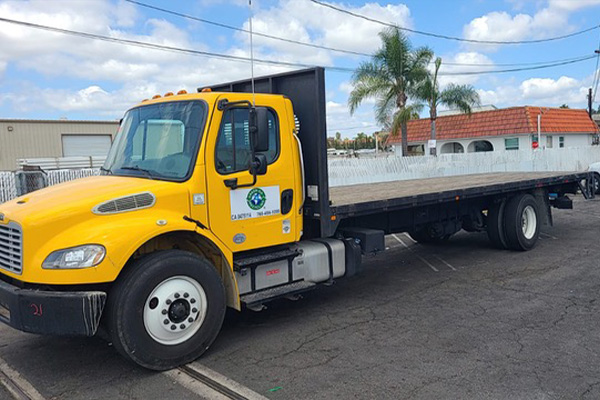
[42,245,106,269]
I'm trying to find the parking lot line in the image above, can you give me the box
[0,356,45,400]
[165,362,268,400]
[392,234,439,272]
[432,255,457,271]
[401,232,417,244]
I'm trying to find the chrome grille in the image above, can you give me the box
[0,222,22,274]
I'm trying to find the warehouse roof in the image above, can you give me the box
[0,119,119,124]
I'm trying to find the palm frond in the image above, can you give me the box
[348,75,392,115]
[389,103,423,136]
[439,84,481,115]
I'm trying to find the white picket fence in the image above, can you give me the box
[1,146,599,203]
[328,146,600,186]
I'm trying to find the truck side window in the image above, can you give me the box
[215,108,279,174]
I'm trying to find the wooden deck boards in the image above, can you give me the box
[329,172,573,207]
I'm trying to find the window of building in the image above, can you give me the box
[215,108,279,174]
[407,144,425,156]
[559,136,565,148]
[504,138,519,151]
[468,140,494,152]
[546,135,553,148]
[440,142,464,154]
[62,134,112,157]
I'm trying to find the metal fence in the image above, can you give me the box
[0,172,16,204]
[0,169,100,203]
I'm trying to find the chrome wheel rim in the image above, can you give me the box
[143,276,208,346]
[522,205,537,240]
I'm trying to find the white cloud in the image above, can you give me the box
[477,75,592,108]
[548,0,600,11]
[462,0,600,51]
[437,52,495,86]
[520,76,579,98]
[240,0,412,64]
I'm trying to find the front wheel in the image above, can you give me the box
[107,250,226,370]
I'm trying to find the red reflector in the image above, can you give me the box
[266,269,280,276]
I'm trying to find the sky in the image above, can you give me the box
[0,0,599,138]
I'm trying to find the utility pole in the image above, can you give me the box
[593,49,600,117]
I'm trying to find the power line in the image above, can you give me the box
[440,55,596,75]
[124,0,369,57]
[125,0,594,68]
[310,0,600,45]
[0,16,330,70]
[0,17,595,77]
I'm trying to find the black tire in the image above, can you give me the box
[408,229,451,244]
[593,172,600,195]
[487,199,508,249]
[106,250,226,370]
[503,194,540,251]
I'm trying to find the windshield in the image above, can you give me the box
[104,100,206,181]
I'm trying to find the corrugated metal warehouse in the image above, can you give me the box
[0,119,119,171]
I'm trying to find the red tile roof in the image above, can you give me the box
[387,106,599,144]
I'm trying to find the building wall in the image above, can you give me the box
[394,133,594,156]
[0,120,119,171]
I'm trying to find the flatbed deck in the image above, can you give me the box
[330,171,589,218]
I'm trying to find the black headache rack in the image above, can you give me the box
[208,67,335,239]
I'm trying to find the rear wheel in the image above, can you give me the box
[503,194,540,251]
[107,250,226,370]
[487,199,508,249]
[593,173,600,195]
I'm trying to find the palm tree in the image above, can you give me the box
[349,27,433,156]
[417,57,481,156]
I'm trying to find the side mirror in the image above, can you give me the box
[251,153,267,176]
[249,107,269,153]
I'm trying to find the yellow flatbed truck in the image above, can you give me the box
[0,68,595,370]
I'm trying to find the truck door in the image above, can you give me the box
[205,95,297,252]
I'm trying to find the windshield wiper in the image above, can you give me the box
[99,166,112,175]
[121,166,155,180]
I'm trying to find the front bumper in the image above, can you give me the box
[0,278,106,336]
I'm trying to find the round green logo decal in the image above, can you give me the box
[246,188,266,210]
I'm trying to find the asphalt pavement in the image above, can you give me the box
[1,195,599,399]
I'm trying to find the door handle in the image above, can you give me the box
[281,189,293,214]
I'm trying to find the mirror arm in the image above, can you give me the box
[217,99,254,111]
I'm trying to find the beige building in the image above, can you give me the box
[0,119,119,171]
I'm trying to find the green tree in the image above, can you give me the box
[416,57,481,156]
[559,104,569,109]
[335,131,343,149]
[348,27,433,156]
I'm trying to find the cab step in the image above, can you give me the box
[240,281,317,311]
[233,247,299,271]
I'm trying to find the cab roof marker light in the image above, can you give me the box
[164,92,174,97]
[141,99,149,102]
[200,88,211,92]
[177,90,187,95]
[152,94,161,99]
